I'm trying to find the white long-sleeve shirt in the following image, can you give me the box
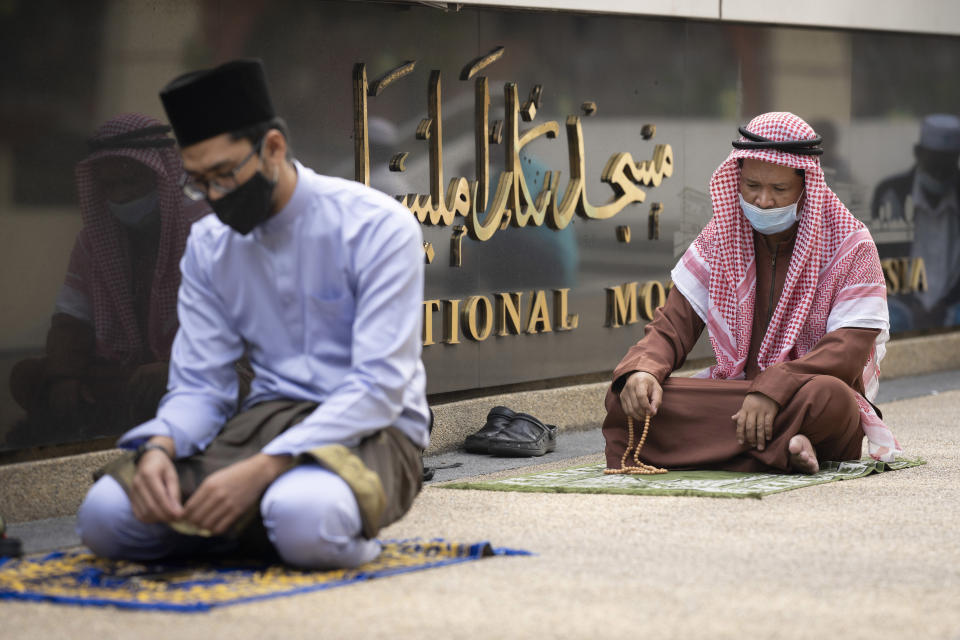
[118,161,430,457]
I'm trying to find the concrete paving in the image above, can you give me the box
[3,371,960,639]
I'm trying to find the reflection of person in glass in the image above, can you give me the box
[603,112,900,476]
[870,114,960,330]
[8,114,205,441]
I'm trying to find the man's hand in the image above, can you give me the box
[620,371,663,420]
[732,392,780,451]
[182,454,293,537]
[130,436,183,524]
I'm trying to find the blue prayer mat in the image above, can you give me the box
[0,539,530,612]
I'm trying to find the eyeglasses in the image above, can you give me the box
[180,140,263,201]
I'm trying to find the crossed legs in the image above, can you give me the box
[603,374,865,473]
[76,464,380,569]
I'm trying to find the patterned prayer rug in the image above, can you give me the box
[0,539,529,612]
[439,458,925,499]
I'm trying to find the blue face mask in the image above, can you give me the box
[739,191,802,235]
[107,191,159,229]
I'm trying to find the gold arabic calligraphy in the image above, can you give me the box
[352,49,673,245]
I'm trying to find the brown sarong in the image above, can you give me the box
[602,375,865,473]
[101,400,423,550]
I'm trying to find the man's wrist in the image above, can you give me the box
[624,370,657,386]
[613,370,640,393]
[134,436,176,465]
[250,453,295,483]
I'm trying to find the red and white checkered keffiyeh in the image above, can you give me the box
[671,112,900,461]
[68,113,206,365]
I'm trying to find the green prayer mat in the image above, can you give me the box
[439,458,926,499]
[0,539,530,612]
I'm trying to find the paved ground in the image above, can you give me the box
[3,371,960,639]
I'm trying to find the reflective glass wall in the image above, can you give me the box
[2,0,959,453]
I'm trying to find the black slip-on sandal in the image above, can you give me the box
[486,412,558,457]
[464,406,516,454]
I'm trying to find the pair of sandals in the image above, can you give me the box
[464,406,558,457]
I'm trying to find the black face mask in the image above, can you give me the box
[209,170,276,235]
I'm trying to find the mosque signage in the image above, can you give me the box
[351,48,674,354]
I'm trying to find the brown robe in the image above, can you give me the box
[602,228,879,472]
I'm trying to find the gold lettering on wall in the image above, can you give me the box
[352,63,370,187]
[605,282,638,328]
[369,60,417,97]
[883,259,899,294]
[605,280,670,328]
[648,202,662,241]
[640,280,666,321]
[425,289,577,346]
[443,299,461,344]
[423,281,670,346]
[460,45,505,81]
[375,50,685,350]
[496,292,524,336]
[910,257,928,293]
[553,289,579,331]
[450,225,467,267]
[390,152,408,172]
[462,295,494,341]
[423,242,435,264]
[881,257,928,295]
[353,48,674,254]
[525,290,552,334]
[422,299,441,346]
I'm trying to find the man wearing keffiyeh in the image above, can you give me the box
[603,112,900,474]
[8,114,206,442]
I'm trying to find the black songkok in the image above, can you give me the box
[159,59,276,148]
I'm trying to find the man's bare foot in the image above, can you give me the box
[788,435,819,474]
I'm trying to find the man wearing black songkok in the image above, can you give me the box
[77,59,430,569]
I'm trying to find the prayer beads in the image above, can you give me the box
[604,415,668,475]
